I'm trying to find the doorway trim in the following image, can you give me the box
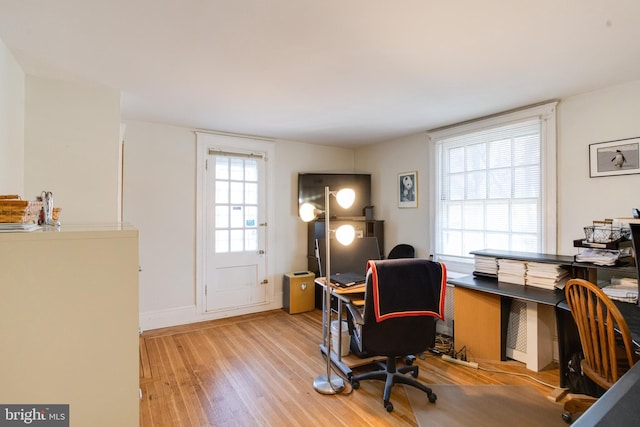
[195,131,276,318]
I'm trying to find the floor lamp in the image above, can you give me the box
[299,186,355,395]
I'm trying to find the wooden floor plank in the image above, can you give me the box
[140,309,562,426]
[139,336,153,379]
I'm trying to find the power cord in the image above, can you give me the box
[476,365,567,391]
[320,349,354,395]
[434,345,568,391]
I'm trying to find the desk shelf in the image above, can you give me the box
[315,277,379,378]
[319,344,385,379]
[450,275,565,306]
[455,249,640,382]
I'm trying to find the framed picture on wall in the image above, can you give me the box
[589,137,640,178]
[398,171,417,208]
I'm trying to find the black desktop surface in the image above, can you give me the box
[572,360,640,427]
[316,236,381,278]
[470,249,575,264]
[447,274,566,306]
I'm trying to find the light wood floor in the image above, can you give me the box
[139,309,562,426]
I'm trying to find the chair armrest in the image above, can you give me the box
[346,302,364,326]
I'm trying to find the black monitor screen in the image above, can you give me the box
[316,237,381,277]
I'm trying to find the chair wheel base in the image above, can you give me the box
[428,392,437,403]
[384,401,393,412]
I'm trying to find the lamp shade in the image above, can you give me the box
[335,224,355,245]
[299,202,318,222]
[336,188,355,209]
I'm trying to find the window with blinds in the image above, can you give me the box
[430,103,557,267]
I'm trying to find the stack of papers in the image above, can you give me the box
[603,277,638,303]
[474,255,498,277]
[526,262,570,290]
[575,248,620,266]
[497,259,526,285]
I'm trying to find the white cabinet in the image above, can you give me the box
[0,225,139,426]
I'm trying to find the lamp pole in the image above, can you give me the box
[313,185,345,394]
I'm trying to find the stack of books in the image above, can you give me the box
[473,255,498,277]
[497,259,526,285]
[526,262,570,290]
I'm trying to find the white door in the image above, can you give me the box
[205,150,268,312]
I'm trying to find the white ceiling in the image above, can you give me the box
[1,1,639,147]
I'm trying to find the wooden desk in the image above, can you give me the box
[314,278,380,379]
[449,274,564,370]
[452,249,639,374]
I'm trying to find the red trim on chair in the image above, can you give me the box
[369,260,446,323]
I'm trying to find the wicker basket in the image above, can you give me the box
[583,225,625,243]
[0,196,43,224]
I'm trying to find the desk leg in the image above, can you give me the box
[522,301,555,371]
[321,286,328,347]
[556,306,581,388]
[319,286,352,379]
[500,297,512,361]
[336,297,343,361]
[454,287,503,360]
[319,344,353,380]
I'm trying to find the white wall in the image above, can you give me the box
[275,139,360,275]
[129,80,640,330]
[122,122,196,314]
[24,76,121,222]
[355,132,432,258]
[0,37,25,195]
[557,80,640,255]
[7,41,640,330]
[357,79,640,264]
[123,120,357,330]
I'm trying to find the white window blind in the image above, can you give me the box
[430,103,557,268]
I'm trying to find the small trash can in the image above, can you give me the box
[331,320,350,356]
[282,271,315,314]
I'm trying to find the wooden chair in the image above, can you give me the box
[562,278,638,423]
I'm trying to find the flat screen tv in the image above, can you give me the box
[298,173,371,218]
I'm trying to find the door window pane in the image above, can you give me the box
[245,182,258,205]
[215,181,229,204]
[213,155,262,253]
[245,159,258,181]
[215,206,229,228]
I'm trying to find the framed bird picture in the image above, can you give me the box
[589,137,640,177]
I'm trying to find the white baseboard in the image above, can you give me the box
[139,299,284,332]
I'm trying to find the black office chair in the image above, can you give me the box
[387,243,415,259]
[346,258,446,412]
